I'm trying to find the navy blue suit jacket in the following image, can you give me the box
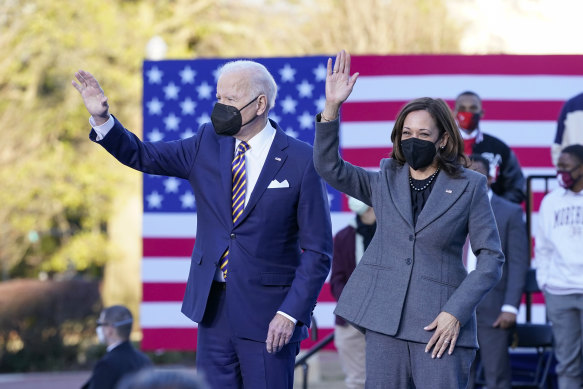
[92,117,332,343]
[82,341,152,389]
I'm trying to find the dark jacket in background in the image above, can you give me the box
[82,341,152,389]
[472,133,526,204]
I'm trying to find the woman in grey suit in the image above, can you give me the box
[313,51,505,389]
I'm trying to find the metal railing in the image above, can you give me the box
[525,175,557,323]
[294,317,335,389]
[514,174,557,388]
[524,174,555,322]
[525,175,555,261]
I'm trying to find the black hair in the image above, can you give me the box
[455,90,482,105]
[469,154,490,176]
[390,97,468,177]
[562,144,583,165]
[102,305,133,340]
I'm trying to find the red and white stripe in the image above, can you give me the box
[140,212,350,350]
[141,55,583,350]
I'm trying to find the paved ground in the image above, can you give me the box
[0,351,346,389]
[0,370,91,389]
[294,351,346,388]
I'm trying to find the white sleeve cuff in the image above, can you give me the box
[501,304,519,315]
[276,311,297,325]
[89,115,114,141]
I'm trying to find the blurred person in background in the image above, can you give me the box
[453,91,526,204]
[330,196,376,389]
[82,305,152,389]
[536,144,583,389]
[467,154,530,389]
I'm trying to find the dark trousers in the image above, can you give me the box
[468,325,512,389]
[365,329,475,389]
[196,281,299,389]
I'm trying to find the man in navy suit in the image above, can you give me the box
[72,61,332,389]
[82,305,152,389]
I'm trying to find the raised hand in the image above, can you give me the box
[322,50,359,120]
[71,70,110,126]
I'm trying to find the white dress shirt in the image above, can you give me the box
[235,122,276,207]
[90,115,115,139]
[106,341,122,352]
[234,123,297,324]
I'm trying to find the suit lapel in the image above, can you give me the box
[234,123,288,228]
[414,170,469,233]
[219,135,236,227]
[387,163,414,229]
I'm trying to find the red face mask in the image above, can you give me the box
[557,167,580,189]
[456,111,480,131]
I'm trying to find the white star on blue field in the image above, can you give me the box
[142,56,341,213]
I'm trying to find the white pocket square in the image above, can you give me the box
[267,179,289,189]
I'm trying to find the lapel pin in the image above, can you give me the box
[445,189,452,193]
[275,157,281,161]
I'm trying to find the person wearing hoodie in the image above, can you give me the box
[536,144,583,389]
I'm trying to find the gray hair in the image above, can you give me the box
[217,60,278,110]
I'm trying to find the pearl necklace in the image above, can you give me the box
[409,167,440,192]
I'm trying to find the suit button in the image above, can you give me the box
[409,235,414,241]
[405,258,412,265]
[230,233,236,239]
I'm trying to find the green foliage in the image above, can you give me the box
[0,279,101,372]
[0,0,143,277]
[0,0,462,279]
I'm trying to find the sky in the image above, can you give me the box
[449,0,583,54]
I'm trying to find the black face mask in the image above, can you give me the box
[211,96,259,136]
[401,137,440,170]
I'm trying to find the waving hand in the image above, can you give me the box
[71,70,110,126]
[322,50,359,121]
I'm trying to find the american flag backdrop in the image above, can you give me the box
[140,55,583,351]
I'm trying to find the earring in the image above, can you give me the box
[440,145,445,149]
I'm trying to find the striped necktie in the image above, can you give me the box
[219,141,250,279]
